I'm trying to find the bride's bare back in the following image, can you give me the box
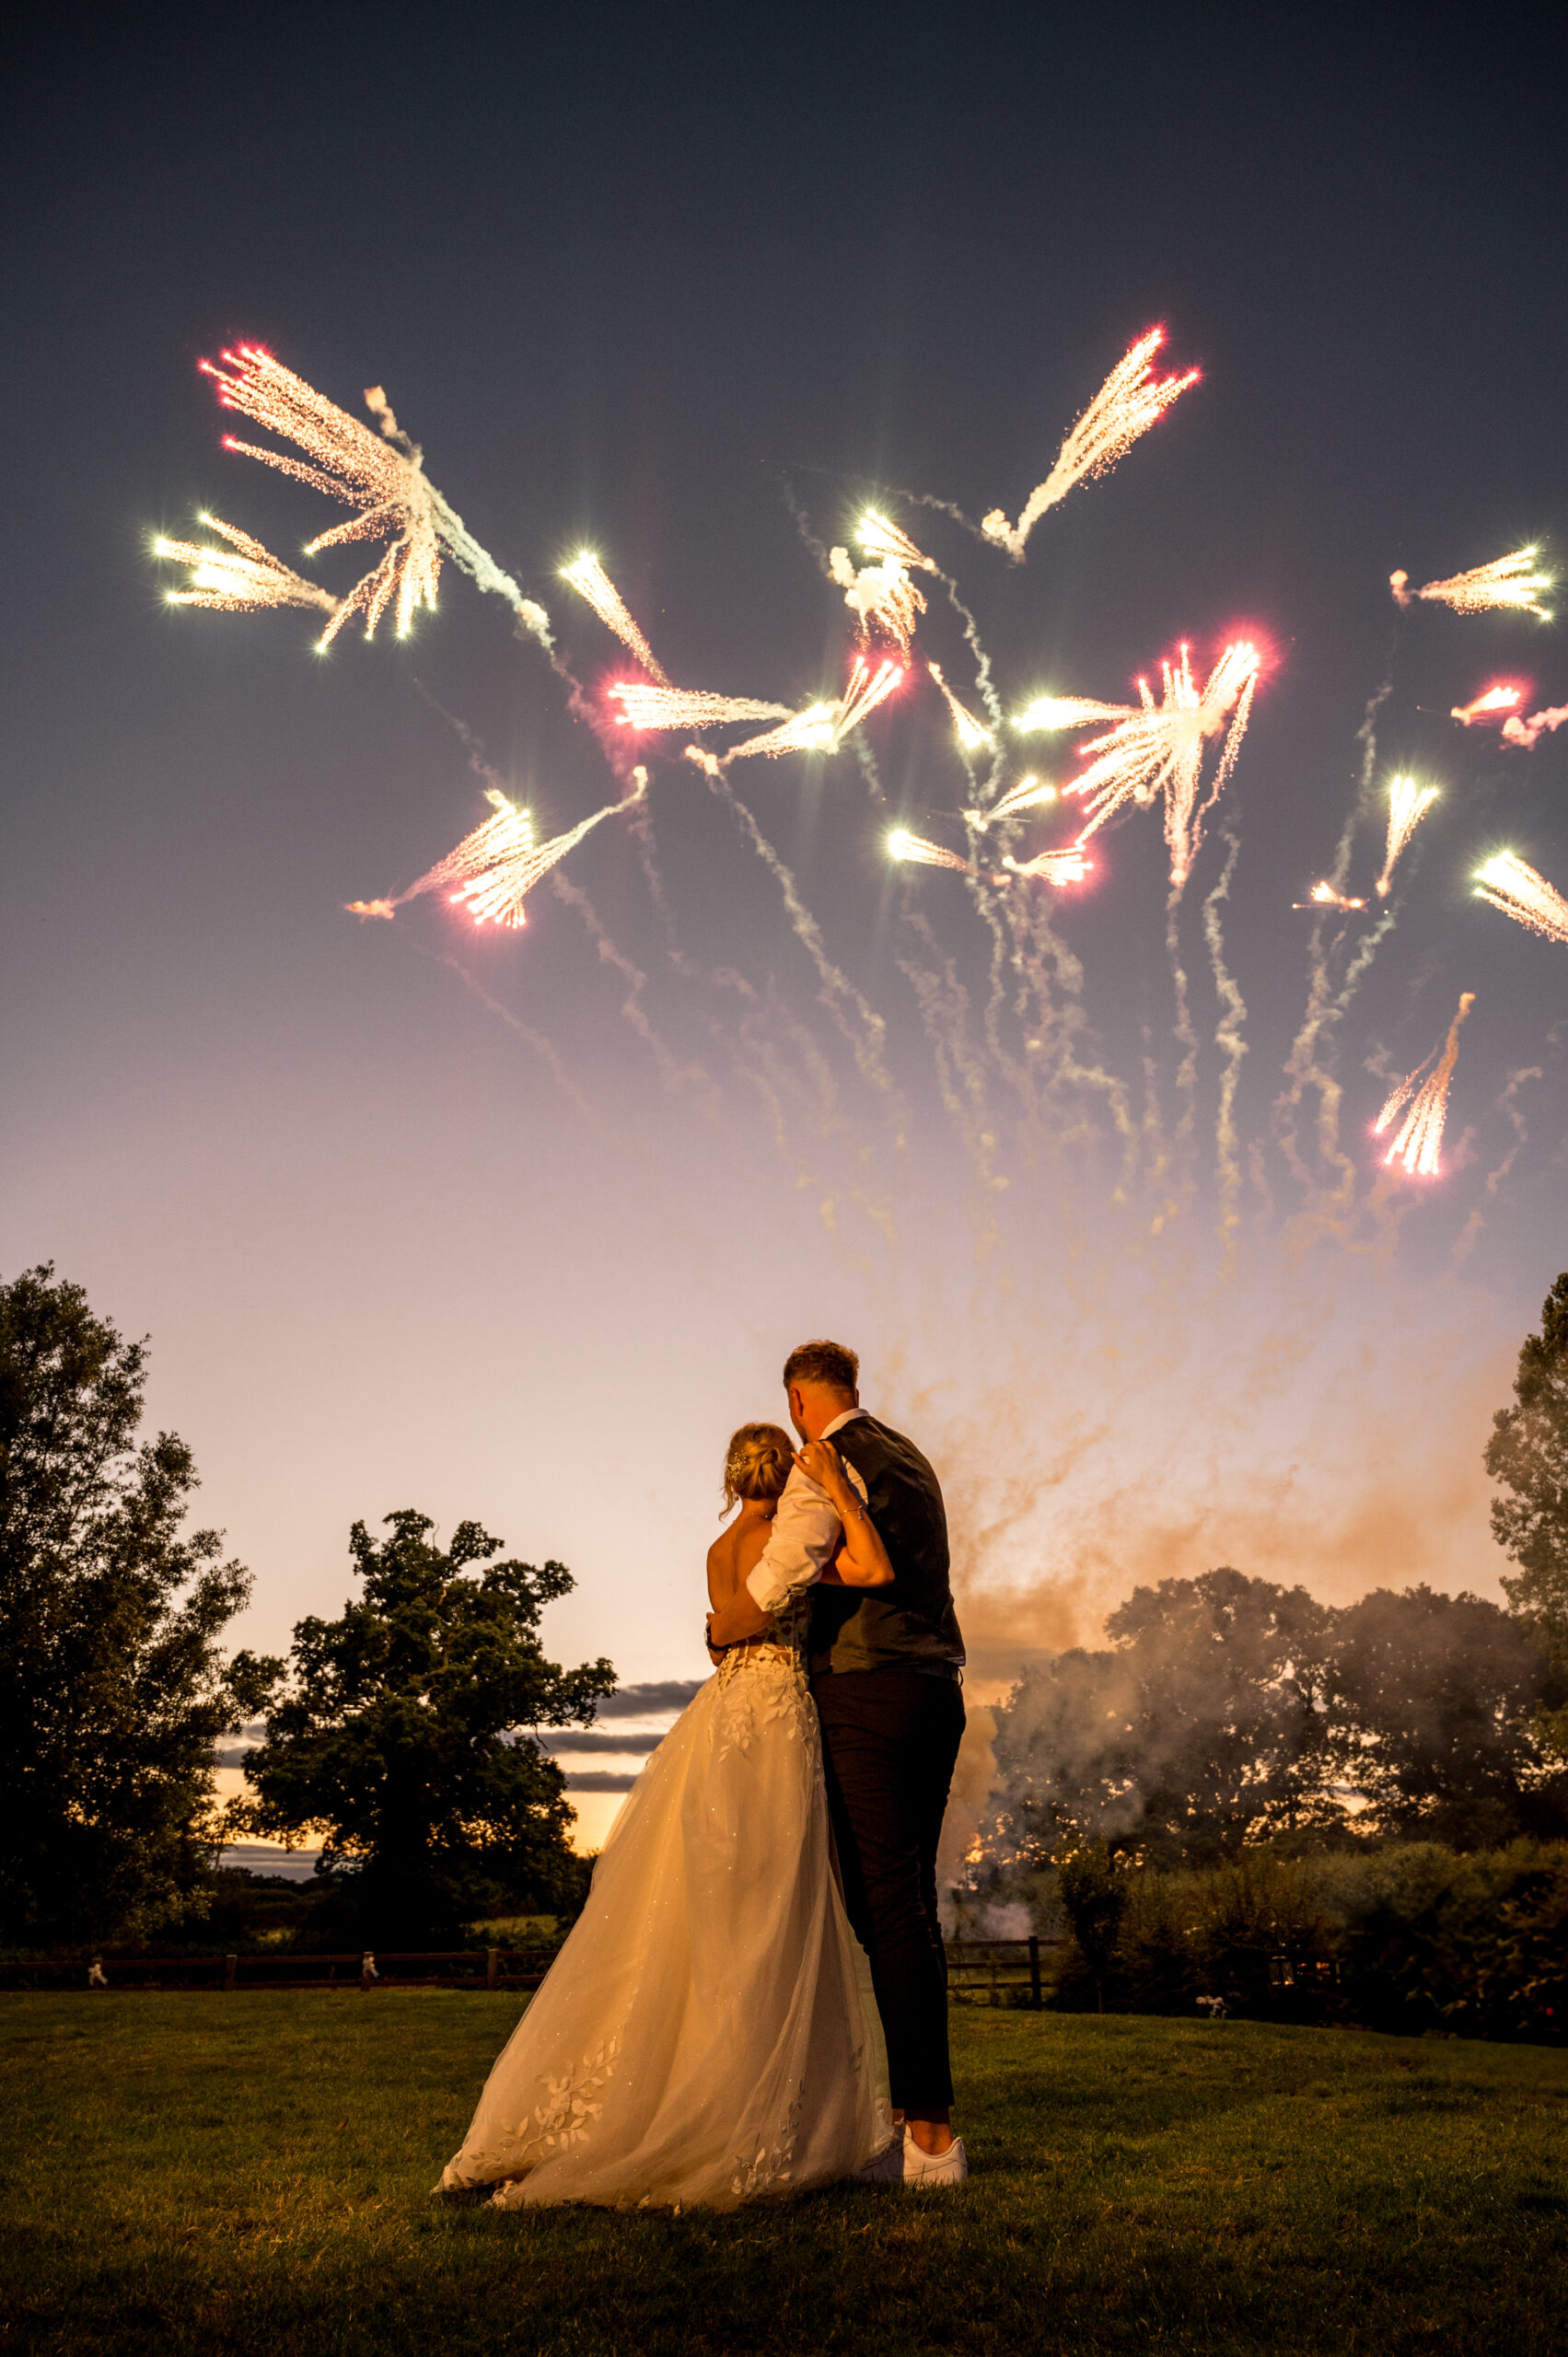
[706,1498,777,1615]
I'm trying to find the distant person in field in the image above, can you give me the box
[439,1340,967,2207]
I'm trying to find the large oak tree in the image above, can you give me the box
[232,1510,617,1940]
[0,1265,255,1945]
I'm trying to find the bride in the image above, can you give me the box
[439,1422,894,2209]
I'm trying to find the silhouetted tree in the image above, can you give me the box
[0,1265,255,1945]
[1055,1842,1130,2012]
[1328,1585,1566,1847]
[1486,1271,1568,1749]
[233,1510,616,1941]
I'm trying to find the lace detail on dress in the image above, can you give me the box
[729,2092,803,2200]
[714,1595,815,1766]
[480,2035,621,2200]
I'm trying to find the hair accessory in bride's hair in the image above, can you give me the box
[722,1422,793,1513]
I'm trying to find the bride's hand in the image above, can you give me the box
[795,1438,852,1507]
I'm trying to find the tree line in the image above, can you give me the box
[981,1271,1568,1869]
[4,1260,1566,1952]
[0,1266,612,1949]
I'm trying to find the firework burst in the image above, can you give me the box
[1375,993,1474,1178]
[200,345,549,648]
[928,662,993,751]
[610,684,794,731]
[561,554,669,683]
[1450,683,1525,726]
[155,514,339,623]
[977,773,1059,825]
[726,657,904,761]
[1294,882,1367,911]
[1375,775,1440,898]
[888,828,970,874]
[347,777,646,930]
[1390,547,1552,620]
[1059,640,1260,892]
[1473,852,1568,945]
[1002,847,1094,886]
[981,328,1199,562]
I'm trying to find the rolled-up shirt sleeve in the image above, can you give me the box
[745,1465,842,1613]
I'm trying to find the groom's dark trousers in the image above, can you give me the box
[812,1668,965,2113]
[806,1411,967,2116]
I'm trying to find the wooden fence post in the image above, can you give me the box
[486,1947,499,1991]
[225,1954,238,1993]
[1028,1935,1041,2011]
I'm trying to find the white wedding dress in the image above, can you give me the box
[439,1599,889,2211]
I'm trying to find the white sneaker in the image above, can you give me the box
[903,2131,968,2188]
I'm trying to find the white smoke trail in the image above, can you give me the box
[1202,830,1248,1257]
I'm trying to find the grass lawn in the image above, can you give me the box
[2,1994,1564,2355]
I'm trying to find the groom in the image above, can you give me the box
[706,1340,968,2187]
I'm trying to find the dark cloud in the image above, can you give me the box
[563,1771,640,1794]
[594,1681,703,1719]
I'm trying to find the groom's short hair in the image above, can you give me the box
[783,1339,859,1395]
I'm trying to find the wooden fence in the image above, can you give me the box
[1,1936,1061,2005]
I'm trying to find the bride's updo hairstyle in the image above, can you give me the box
[722,1422,794,1515]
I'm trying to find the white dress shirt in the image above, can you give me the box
[745,1407,869,1615]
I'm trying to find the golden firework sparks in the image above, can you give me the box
[609,683,795,731]
[1473,852,1568,945]
[1060,640,1260,891]
[927,662,993,751]
[1390,547,1552,620]
[1013,691,1131,733]
[155,514,339,623]
[199,345,550,648]
[981,328,1199,561]
[977,773,1059,825]
[1375,993,1474,1178]
[726,656,905,761]
[1002,847,1094,886]
[888,828,970,873]
[1375,775,1440,898]
[1450,683,1525,726]
[828,520,929,652]
[560,554,669,683]
[347,776,646,931]
[1294,881,1367,911]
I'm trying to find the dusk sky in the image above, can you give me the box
[5,11,1565,1850]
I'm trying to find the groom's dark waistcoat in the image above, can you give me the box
[809,1414,966,1678]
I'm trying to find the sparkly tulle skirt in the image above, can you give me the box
[438,1635,889,2210]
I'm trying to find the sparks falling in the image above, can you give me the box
[1474,852,1568,945]
[981,328,1199,562]
[979,773,1059,825]
[610,684,795,731]
[928,662,993,751]
[155,515,340,623]
[1375,993,1474,1178]
[1375,775,1440,898]
[347,776,646,930]
[1014,691,1132,733]
[1002,847,1094,886]
[561,555,670,683]
[1390,547,1553,621]
[1451,683,1525,726]
[888,828,970,874]
[1294,881,1367,911]
[1059,641,1260,892]
[726,657,904,761]
[200,345,550,648]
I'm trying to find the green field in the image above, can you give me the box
[2,1994,1564,2355]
